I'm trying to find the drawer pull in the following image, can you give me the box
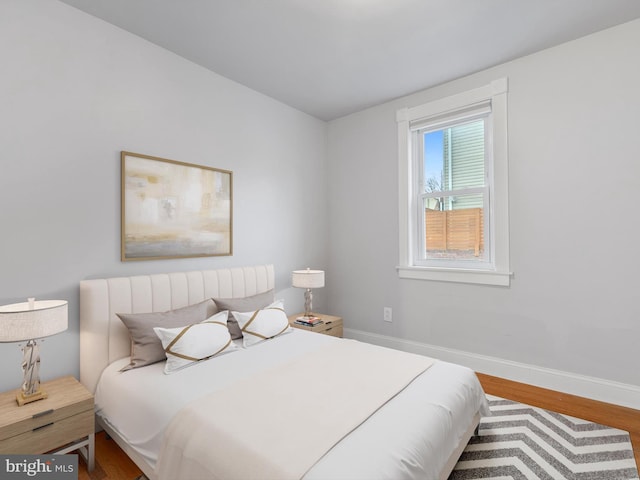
[33,422,54,432]
[32,409,54,419]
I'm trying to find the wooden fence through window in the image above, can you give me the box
[425,207,484,256]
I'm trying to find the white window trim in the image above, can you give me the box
[396,78,511,286]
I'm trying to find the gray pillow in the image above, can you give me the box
[213,289,275,339]
[117,299,217,371]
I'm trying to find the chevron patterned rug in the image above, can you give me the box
[450,395,639,479]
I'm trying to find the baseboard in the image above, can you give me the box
[344,328,640,410]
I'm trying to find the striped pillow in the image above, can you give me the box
[154,311,236,374]
[232,300,291,347]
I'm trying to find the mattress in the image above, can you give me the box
[95,329,489,479]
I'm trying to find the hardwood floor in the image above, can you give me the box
[75,374,640,479]
[77,433,142,480]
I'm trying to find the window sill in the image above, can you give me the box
[397,265,511,286]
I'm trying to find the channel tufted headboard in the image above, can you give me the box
[79,264,275,393]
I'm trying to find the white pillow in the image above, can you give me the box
[153,311,236,374]
[232,300,291,347]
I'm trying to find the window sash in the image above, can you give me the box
[420,186,486,199]
[413,117,493,269]
[415,115,489,194]
[415,188,491,268]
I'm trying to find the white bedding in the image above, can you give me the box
[95,329,489,479]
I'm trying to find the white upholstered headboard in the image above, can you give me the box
[79,264,275,393]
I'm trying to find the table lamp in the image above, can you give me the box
[0,298,68,406]
[291,268,325,318]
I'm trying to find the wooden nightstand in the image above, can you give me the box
[288,313,343,338]
[0,376,95,471]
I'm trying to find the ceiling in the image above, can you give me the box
[59,0,640,121]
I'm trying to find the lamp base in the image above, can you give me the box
[16,388,48,406]
[303,288,314,318]
[17,338,46,406]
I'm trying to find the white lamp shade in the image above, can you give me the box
[0,300,68,342]
[291,269,325,289]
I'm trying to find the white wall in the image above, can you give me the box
[0,0,328,392]
[327,19,640,406]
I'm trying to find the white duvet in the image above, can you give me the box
[95,329,489,479]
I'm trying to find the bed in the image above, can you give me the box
[79,264,489,480]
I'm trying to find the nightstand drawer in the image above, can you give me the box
[0,398,93,442]
[0,376,94,442]
[0,408,94,454]
[322,324,343,337]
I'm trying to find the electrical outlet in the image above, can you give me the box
[383,307,392,322]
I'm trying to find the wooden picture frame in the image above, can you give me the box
[121,151,232,261]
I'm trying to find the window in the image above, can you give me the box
[396,78,511,286]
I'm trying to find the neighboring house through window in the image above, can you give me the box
[396,78,511,286]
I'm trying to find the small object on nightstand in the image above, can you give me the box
[294,316,323,327]
[0,376,95,471]
[288,313,343,338]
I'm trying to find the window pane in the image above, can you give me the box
[423,119,485,193]
[423,194,485,261]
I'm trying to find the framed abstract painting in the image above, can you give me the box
[121,151,232,261]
